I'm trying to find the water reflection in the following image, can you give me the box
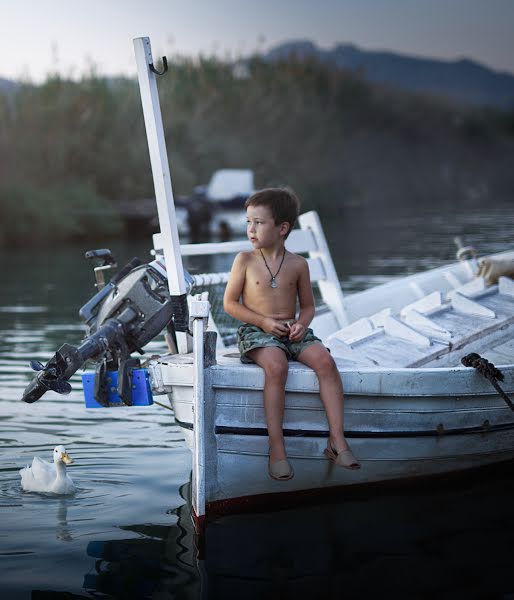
[201,466,514,599]
[56,499,73,543]
[83,485,199,599]
[71,464,514,600]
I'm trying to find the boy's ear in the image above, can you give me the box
[279,222,290,237]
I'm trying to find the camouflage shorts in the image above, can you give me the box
[237,322,322,364]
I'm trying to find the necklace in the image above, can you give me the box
[260,248,286,288]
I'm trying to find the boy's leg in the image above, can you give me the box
[246,346,289,464]
[296,343,351,453]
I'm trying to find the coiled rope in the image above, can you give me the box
[461,352,514,412]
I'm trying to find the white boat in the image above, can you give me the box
[174,169,253,237]
[133,38,514,524]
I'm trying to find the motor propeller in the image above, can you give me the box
[30,354,72,394]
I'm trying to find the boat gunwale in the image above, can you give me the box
[155,354,514,397]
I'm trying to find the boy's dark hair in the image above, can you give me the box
[244,187,300,238]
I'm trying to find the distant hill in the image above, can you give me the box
[0,77,17,94]
[265,40,514,110]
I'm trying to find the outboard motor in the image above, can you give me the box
[22,250,191,406]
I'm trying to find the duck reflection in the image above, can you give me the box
[56,498,72,543]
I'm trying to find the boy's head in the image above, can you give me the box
[244,187,300,239]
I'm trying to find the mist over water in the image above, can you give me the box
[1,204,514,598]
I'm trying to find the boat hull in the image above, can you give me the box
[156,356,514,504]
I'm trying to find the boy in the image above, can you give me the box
[223,188,360,481]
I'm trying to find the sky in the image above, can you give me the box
[1,0,514,82]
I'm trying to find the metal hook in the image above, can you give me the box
[149,56,168,76]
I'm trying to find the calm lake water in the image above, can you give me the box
[1,204,514,599]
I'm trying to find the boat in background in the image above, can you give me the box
[174,169,254,240]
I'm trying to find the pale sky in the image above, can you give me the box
[2,0,514,82]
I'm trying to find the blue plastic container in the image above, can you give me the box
[82,369,153,408]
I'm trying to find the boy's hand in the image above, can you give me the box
[289,322,306,342]
[261,318,291,338]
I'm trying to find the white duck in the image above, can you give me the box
[20,445,76,495]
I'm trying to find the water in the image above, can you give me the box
[1,204,514,599]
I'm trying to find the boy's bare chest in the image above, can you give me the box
[245,261,298,291]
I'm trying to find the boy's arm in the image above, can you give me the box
[223,253,265,328]
[289,258,315,341]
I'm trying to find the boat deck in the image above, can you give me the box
[326,276,514,368]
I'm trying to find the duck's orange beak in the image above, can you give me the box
[61,452,73,465]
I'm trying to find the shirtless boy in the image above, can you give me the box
[223,188,360,481]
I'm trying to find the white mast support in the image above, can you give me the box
[298,211,349,327]
[191,299,210,520]
[133,37,188,353]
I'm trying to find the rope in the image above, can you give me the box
[461,352,514,412]
[153,399,174,411]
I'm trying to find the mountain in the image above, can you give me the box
[265,41,514,110]
[0,77,18,94]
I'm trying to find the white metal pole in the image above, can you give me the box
[191,299,210,521]
[133,36,189,353]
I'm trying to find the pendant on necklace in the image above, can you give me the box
[260,248,285,289]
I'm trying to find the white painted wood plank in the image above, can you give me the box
[452,276,486,297]
[449,291,496,318]
[299,211,348,327]
[306,257,326,281]
[329,317,374,345]
[474,292,514,317]
[369,308,392,328]
[325,338,378,366]
[483,337,514,365]
[191,306,206,518]
[383,315,431,347]
[402,309,452,340]
[358,336,445,368]
[445,271,464,288]
[153,227,317,256]
[134,37,188,353]
[400,291,443,316]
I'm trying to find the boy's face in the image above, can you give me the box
[246,205,289,249]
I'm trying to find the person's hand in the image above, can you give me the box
[289,322,306,342]
[261,318,290,337]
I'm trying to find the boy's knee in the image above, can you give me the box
[265,360,289,381]
[315,353,337,376]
